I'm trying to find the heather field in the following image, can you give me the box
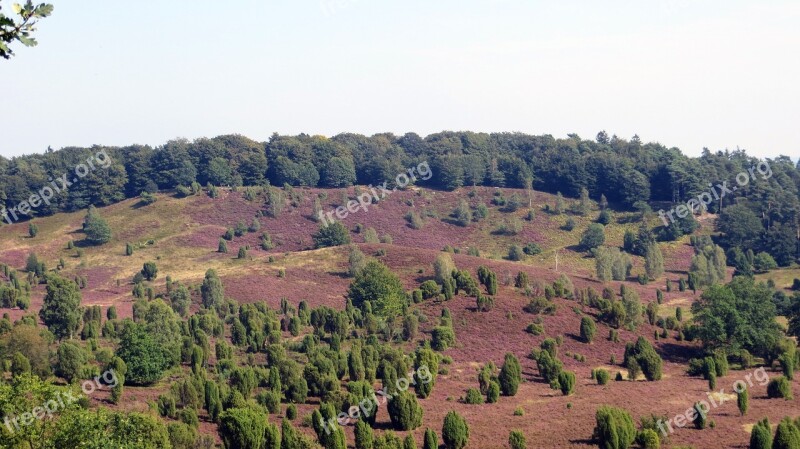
[1,185,798,449]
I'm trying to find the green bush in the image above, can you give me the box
[313,222,351,248]
[768,376,793,399]
[692,402,706,429]
[219,407,267,449]
[526,323,544,335]
[594,406,635,449]
[442,411,469,449]
[580,316,596,343]
[420,280,441,299]
[558,370,576,395]
[499,353,522,396]
[463,388,483,404]
[508,244,525,261]
[423,428,438,449]
[509,430,527,449]
[750,418,772,449]
[595,369,610,385]
[432,326,456,351]
[387,391,423,431]
[486,381,500,403]
[773,417,800,449]
[638,429,660,449]
[141,261,158,281]
[355,420,374,449]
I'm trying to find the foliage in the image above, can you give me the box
[0,1,53,59]
[116,322,171,385]
[442,410,469,449]
[509,430,527,449]
[219,407,268,449]
[594,405,636,449]
[580,316,596,343]
[692,277,781,359]
[580,224,606,251]
[314,222,352,248]
[83,207,113,245]
[39,275,82,340]
[347,260,405,316]
[499,353,522,396]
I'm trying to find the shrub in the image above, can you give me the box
[423,428,438,449]
[580,316,596,343]
[580,224,605,251]
[141,262,158,281]
[750,418,773,449]
[355,420,374,449]
[509,430,527,449]
[347,260,406,316]
[219,408,267,449]
[419,280,441,299]
[526,323,544,335]
[442,411,469,449]
[597,209,612,225]
[508,245,525,261]
[463,388,483,404]
[638,429,660,449]
[523,242,542,256]
[387,391,423,431]
[486,381,500,403]
[773,417,800,449]
[594,406,635,449]
[692,402,706,429]
[737,386,748,416]
[767,376,793,399]
[595,369,610,385]
[523,297,556,315]
[499,353,522,396]
[432,327,456,351]
[558,370,576,395]
[83,208,112,245]
[313,222,351,248]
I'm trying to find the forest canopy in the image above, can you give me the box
[1,131,798,265]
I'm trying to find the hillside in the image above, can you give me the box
[1,185,798,449]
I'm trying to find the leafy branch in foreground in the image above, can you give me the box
[0,1,53,59]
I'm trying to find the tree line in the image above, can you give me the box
[2,131,798,264]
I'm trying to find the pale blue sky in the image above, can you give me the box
[1,0,798,158]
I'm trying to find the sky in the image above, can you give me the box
[1,0,798,159]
